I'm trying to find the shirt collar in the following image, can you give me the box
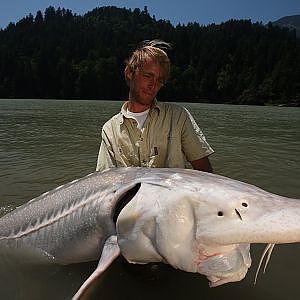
[118,99,161,124]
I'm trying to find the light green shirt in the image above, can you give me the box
[96,101,214,171]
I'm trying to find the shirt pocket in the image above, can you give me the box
[148,146,160,167]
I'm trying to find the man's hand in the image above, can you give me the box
[191,157,213,173]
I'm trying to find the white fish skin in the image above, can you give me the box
[116,168,300,287]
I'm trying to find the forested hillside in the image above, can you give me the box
[0,6,299,105]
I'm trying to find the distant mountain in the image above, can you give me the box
[273,15,300,38]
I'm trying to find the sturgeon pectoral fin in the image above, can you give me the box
[72,235,120,300]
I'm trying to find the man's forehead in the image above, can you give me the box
[139,59,162,72]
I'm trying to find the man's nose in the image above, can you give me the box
[148,77,161,89]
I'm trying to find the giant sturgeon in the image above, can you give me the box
[0,167,299,299]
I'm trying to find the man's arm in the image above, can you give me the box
[191,156,213,173]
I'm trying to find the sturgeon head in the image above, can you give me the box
[116,168,300,287]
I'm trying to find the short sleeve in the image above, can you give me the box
[181,108,214,162]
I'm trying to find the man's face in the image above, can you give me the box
[128,59,164,108]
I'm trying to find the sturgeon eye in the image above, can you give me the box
[218,211,223,216]
[242,202,248,207]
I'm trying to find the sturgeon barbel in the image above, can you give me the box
[0,167,299,299]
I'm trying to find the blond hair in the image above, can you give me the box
[124,39,172,85]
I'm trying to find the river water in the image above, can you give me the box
[0,99,299,300]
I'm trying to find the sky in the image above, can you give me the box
[0,0,299,29]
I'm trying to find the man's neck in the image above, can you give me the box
[127,100,151,113]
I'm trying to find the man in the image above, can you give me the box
[96,40,214,172]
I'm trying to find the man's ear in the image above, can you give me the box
[125,69,133,86]
[128,68,137,81]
